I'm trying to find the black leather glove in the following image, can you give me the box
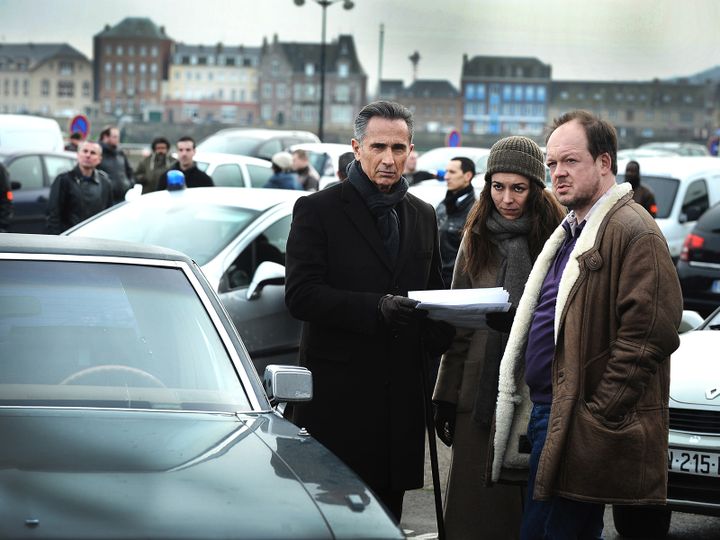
[423,319,456,355]
[433,400,457,447]
[378,295,424,328]
[486,308,516,334]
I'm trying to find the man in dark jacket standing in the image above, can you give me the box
[46,141,112,234]
[436,156,476,287]
[135,136,177,194]
[285,101,453,522]
[624,160,657,217]
[97,125,134,204]
[157,136,213,190]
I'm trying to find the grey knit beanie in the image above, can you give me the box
[484,136,546,188]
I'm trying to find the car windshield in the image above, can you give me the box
[0,259,250,411]
[616,174,679,219]
[197,135,263,155]
[69,198,261,266]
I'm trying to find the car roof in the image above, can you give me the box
[617,156,720,180]
[192,151,272,166]
[135,186,306,212]
[0,233,193,263]
[290,142,353,154]
[206,128,319,139]
[0,149,76,159]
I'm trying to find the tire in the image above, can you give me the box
[612,504,671,538]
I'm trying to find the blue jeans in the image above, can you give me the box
[520,403,605,540]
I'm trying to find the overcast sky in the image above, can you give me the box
[1,0,719,93]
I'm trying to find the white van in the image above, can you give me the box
[0,114,65,153]
[617,156,720,260]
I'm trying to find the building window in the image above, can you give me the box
[514,85,523,101]
[271,60,280,76]
[128,63,135,74]
[116,79,123,92]
[115,63,123,74]
[303,106,315,123]
[198,56,207,65]
[105,62,112,73]
[116,45,123,55]
[276,83,287,99]
[305,84,316,98]
[105,45,112,55]
[338,62,349,78]
[151,63,158,74]
[335,84,349,103]
[150,80,157,92]
[684,95,694,104]
[139,79,146,92]
[262,83,273,99]
[128,45,135,56]
[465,84,475,100]
[57,80,74,97]
[261,104,272,120]
[305,63,315,77]
[525,86,535,101]
[151,46,158,56]
[331,105,353,124]
[23,79,29,96]
[103,98,112,113]
[536,86,546,102]
[59,61,73,75]
[503,85,512,101]
[41,79,50,96]
[140,46,147,56]
[82,81,90,97]
[680,111,694,123]
[140,63,147,74]
[190,55,198,65]
[225,57,235,66]
[12,79,18,96]
[104,78,112,90]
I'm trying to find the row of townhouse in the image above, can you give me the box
[0,16,715,143]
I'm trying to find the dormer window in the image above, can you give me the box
[338,62,349,78]
[305,63,315,77]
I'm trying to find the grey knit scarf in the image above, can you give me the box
[473,209,532,426]
[347,160,408,265]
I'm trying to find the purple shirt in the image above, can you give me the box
[524,221,584,404]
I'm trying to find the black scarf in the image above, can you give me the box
[347,160,408,265]
[443,184,474,215]
[472,209,533,426]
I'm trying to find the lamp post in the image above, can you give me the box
[294,0,354,141]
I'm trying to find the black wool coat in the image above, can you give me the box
[285,180,444,492]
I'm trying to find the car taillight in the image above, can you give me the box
[680,233,704,261]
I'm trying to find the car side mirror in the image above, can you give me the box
[10,180,21,190]
[679,309,704,333]
[263,364,312,407]
[246,261,285,300]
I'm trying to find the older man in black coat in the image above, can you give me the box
[285,101,453,522]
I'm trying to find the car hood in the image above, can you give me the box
[0,408,402,539]
[670,331,720,407]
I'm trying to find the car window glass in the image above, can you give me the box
[682,179,709,217]
[222,215,291,290]
[7,155,44,189]
[616,174,678,219]
[195,160,209,172]
[257,139,282,160]
[212,164,244,187]
[45,155,75,180]
[247,164,273,188]
[69,200,260,266]
[0,260,250,412]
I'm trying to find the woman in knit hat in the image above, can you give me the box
[432,136,566,540]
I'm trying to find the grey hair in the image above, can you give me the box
[353,101,414,144]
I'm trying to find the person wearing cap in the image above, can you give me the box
[432,136,565,539]
[157,136,213,190]
[491,111,682,539]
[435,156,477,288]
[264,152,302,190]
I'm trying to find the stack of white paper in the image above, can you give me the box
[408,287,511,328]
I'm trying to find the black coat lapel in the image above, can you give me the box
[393,197,418,280]
[341,182,394,271]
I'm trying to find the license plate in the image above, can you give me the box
[668,449,720,477]
[712,280,720,294]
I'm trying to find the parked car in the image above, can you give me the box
[616,156,720,260]
[416,146,491,179]
[0,233,404,539]
[289,142,354,189]
[197,128,320,161]
[194,151,273,188]
[638,141,710,157]
[0,114,64,153]
[1,149,76,233]
[612,307,720,538]
[65,187,305,375]
[677,202,720,316]
[617,147,675,160]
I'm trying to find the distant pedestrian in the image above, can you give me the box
[436,156,477,288]
[97,125,134,204]
[624,160,657,217]
[46,141,112,234]
[323,151,355,189]
[135,136,177,194]
[432,137,565,539]
[64,131,83,152]
[403,150,434,185]
[265,152,302,190]
[492,110,682,540]
[157,136,214,190]
[292,149,320,191]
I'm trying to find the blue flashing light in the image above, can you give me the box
[166,170,186,191]
[436,169,446,181]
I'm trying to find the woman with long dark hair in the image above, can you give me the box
[432,136,566,539]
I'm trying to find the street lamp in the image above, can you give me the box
[294,0,355,141]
